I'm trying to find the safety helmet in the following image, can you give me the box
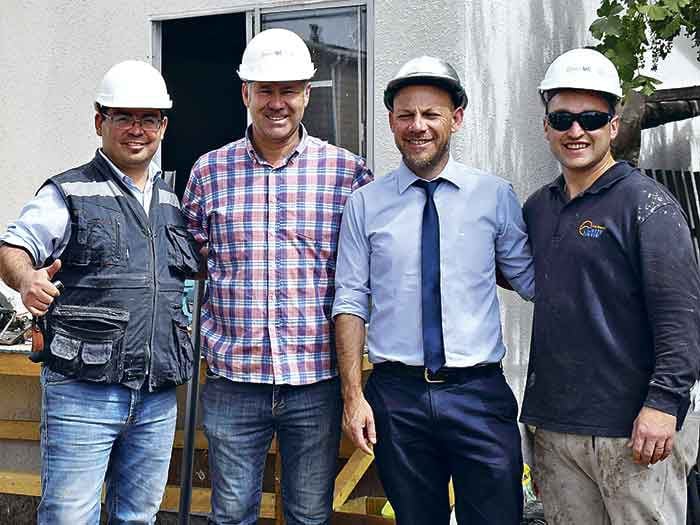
[95,60,172,109]
[539,48,622,99]
[238,28,316,82]
[384,56,468,111]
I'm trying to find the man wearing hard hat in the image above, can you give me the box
[0,60,199,524]
[181,28,372,524]
[520,48,700,524]
[332,56,534,524]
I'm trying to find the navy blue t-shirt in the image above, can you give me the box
[520,161,700,437]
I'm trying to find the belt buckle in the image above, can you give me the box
[424,368,446,384]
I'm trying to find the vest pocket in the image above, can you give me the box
[64,208,126,267]
[47,305,129,382]
[172,305,194,382]
[165,225,200,275]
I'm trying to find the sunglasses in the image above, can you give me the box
[546,111,613,132]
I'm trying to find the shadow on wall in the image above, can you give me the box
[640,118,699,171]
[466,0,592,197]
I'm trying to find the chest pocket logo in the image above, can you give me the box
[578,220,607,239]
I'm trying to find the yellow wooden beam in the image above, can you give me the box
[0,470,276,518]
[0,353,39,377]
[332,448,374,510]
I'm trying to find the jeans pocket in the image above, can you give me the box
[41,365,78,386]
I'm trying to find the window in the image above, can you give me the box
[258,4,368,158]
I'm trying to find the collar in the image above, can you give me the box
[548,161,636,199]
[98,149,160,191]
[245,124,308,167]
[397,156,461,194]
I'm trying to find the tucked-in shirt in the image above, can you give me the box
[1,149,159,265]
[332,157,534,366]
[520,161,700,437]
[182,126,373,386]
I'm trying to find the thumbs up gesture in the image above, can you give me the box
[20,259,62,317]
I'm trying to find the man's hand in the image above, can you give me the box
[19,259,62,316]
[342,394,376,455]
[627,406,676,465]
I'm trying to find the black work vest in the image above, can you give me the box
[41,152,199,390]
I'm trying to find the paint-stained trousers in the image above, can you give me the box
[534,420,700,525]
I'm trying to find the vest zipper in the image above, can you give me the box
[147,226,158,389]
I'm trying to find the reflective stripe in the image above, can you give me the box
[158,189,180,208]
[60,180,122,198]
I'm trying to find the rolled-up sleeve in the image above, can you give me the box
[496,183,535,301]
[332,191,371,321]
[0,183,70,266]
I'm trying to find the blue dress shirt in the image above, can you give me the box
[1,150,160,266]
[332,157,534,367]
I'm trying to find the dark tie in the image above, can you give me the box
[413,179,445,373]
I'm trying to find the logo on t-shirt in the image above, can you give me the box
[578,220,606,239]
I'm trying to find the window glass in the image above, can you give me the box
[261,6,367,157]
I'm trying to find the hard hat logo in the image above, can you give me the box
[95,60,172,110]
[383,56,468,111]
[238,28,316,82]
[539,48,622,100]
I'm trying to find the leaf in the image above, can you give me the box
[664,0,691,12]
[657,17,682,38]
[590,15,624,36]
[647,5,671,20]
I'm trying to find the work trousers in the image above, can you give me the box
[366,365,523,525]
[534,420,700,525]
[38,366,177,525]
[201,374,342,525]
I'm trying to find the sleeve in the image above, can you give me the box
[351,157,374,192]
[0,184,71,266]
[181,161,209,244]
[495,182,535,301]
[639,203,700,416]
[332,191,371,321]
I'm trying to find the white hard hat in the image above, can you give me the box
[539,48,622,99]
[238,28,316,82]
[95,60,173,109]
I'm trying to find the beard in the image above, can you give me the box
[398,137,451,176]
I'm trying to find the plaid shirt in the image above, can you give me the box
[182,126,373,385]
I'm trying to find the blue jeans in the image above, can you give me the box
[38,366,177,525]
[201,374,342,525]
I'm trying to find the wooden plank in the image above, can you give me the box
[0,420,39,441]
[0,419,356,461]
[0,470,276,519]
[0,353,39,377]
[332,449,374,510]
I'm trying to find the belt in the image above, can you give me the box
[372,361,501,384]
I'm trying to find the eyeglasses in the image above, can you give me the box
[101,112,164,132]
[546,111,613,132]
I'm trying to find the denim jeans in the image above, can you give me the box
[38,366,177,525]
[201,374,342,525]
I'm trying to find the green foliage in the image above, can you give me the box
[590,0,700,96]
